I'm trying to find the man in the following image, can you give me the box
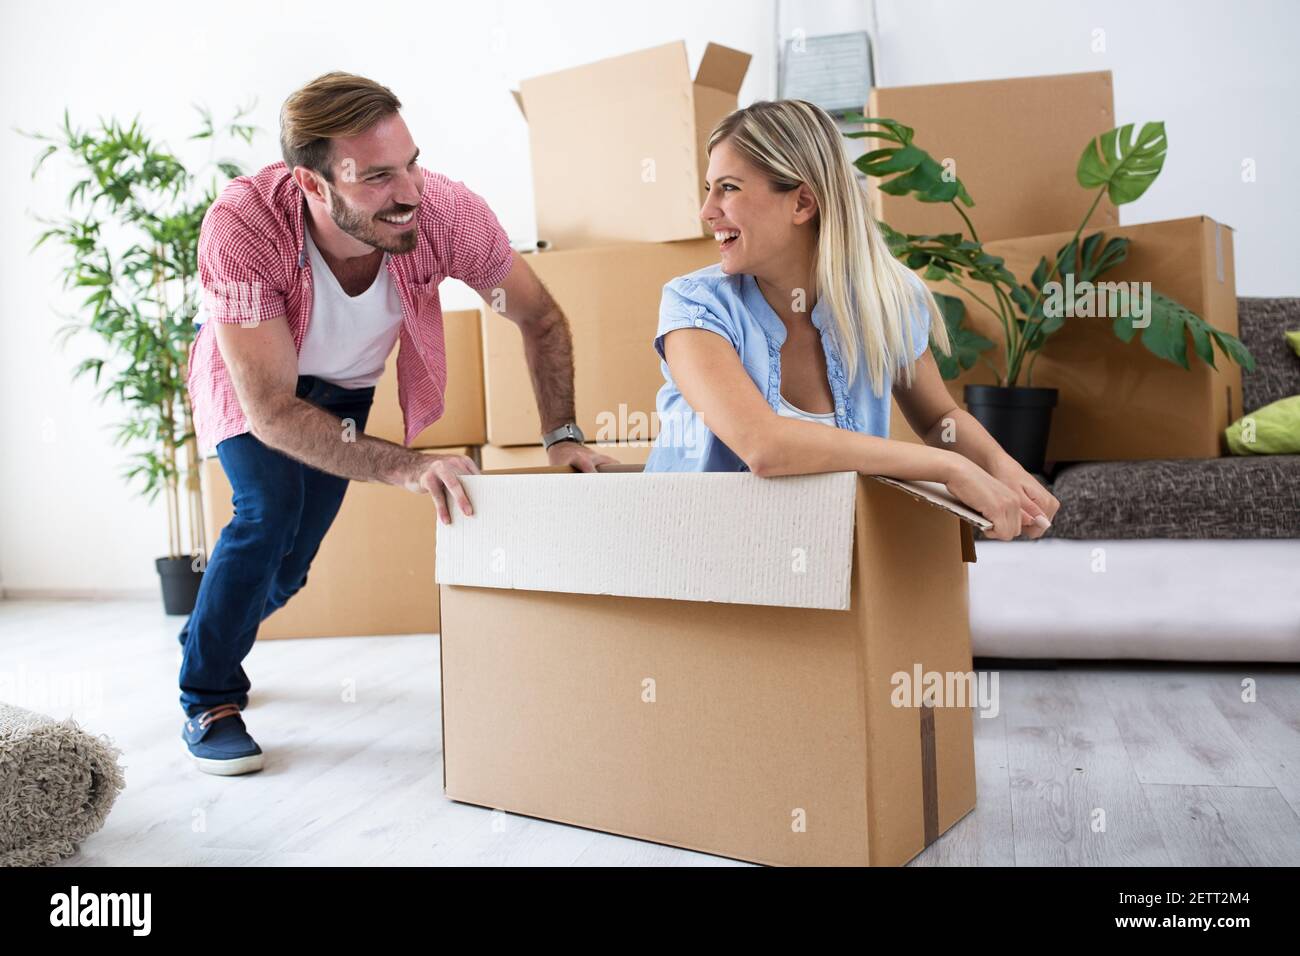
[179,71,613,775]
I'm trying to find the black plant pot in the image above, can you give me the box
[156,556,203,616]
[963,385,1058,475]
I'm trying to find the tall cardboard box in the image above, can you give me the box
[891,216,1240,462]
[483,239,719,445]
[436,470,989,866]
[517,41,750,248]
[866,71,1118,242]
[480,442,652,471]
[200,448,469,639]
[366,309,486,448]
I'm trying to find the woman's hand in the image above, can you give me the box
[943,456,1027,541]
[985,454,1060,540]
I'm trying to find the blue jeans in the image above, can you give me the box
[177,375,375,717]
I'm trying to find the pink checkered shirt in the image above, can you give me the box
[187,161,514,455]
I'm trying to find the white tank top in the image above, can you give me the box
[776,394,838,426]
[297,226,404,389]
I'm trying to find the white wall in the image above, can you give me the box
[2,0,1293,594]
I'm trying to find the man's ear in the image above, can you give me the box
[292,166,328,205]
[791,183,818,226]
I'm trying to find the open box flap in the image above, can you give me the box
[868,476,991,530]
[868,476,988,565]
[437,471,858,610]
[694,42,751,94]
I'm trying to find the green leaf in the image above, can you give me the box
[851,119,973,207]
[843,115,913,146]
[1211,328,1256,372]
[1138,291,1190,368]
[1115,290,1255,373]
[30,143,58,179]
[1186,319,1216,369]
[929,293,994,380]
[1077,122,1168,205]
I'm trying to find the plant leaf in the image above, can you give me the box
[1077,122,1168,205]
[929,293,993,380]
[851,119,973,206]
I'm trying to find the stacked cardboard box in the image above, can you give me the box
[367,308,486,448]
[480,41,749,462]
[869,71,1239,461]
[887,216,1240,461]
[196,306,487,641]
[200,448,470,640]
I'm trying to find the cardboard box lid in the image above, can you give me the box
[436,472,988,611]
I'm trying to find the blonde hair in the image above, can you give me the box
[280,71,402,180]
[708,99,951,395]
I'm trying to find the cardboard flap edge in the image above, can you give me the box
[868,475,992,530]
[960,523,977,564]
[694,42,751,93]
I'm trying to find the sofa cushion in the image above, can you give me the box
[1036,455,1300,540]
[1238,297,1300,412]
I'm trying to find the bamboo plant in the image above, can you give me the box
[24,105,256,567]
[844,117,1254,385]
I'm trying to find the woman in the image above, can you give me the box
[644,99,1058,540]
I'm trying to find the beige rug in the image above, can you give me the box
[0,702,124,866]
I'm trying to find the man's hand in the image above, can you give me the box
[986,454,1060,539]
[546,441,619,473]
[403,452,480,525]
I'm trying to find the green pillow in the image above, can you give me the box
[1287,329,1300,357]
[1225,394,1300,454]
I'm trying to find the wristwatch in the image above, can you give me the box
[541,422,585,450]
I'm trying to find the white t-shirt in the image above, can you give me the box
[776,394,838,426]
[296,226,404,389]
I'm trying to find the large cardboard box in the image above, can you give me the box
[366,309,486,448]
[866,71,1118,242]
[483,239,719,446]
[436,470,989,866]
[517,41,750,248]
[480,442,653,471]
[200,448,469,639]
[891,216,1240,462]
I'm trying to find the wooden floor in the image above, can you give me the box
[2,598,1297,867]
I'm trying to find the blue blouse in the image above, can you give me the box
[644,264,932,472]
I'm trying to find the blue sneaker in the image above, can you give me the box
[183,704,265,775]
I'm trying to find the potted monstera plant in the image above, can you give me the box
[845,117,1254,472]
[25,105,256,614]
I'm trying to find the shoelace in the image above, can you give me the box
[189,702,241,732]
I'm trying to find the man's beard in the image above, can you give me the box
[325,183,418,255]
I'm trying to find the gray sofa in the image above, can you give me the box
[968,297,1300,663]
